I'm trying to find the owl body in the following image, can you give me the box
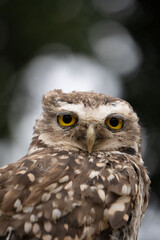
[0,90,150,240]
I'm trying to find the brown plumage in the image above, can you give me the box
[0,90,150,240]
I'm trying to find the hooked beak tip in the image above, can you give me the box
[87,145,93,154]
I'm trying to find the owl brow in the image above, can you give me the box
[57,111,78,118]
[106,113,125,120]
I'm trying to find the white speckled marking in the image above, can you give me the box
[37,211,43,218]
[52,201,58,208]
[75,159,81,164]
[135,184,138,194]
[108,196,130,216]
[30,214,37,222]
[27,173,36,182]
[56,193,62,199]
[42,193,51,202]
[24,222,32,234]
[64,180,73,190]
[14,199,22,212]
[98,189,105,202]
[59,155,69,159]
[42,235,52,240]
[74,169,81,175]
[80,184,88,192]
[13,184,19,190]
[44,221,52,232]
[64,224,69,231]
[33,223,40,234]
[52,209,62,220]
[23,206,33,213]
[16,170,27,175]
[107,174,115,181]
[45,183,58,192]
[59,175,69,183]
[89,158,93,163]
[36,204,43,210]
[89,170,100,179]
[68,190,74,198]
[12,214,23,220]
[123,214,129,221]
[96,162,106,167]
[52,186,63,194]
[122,184,131,195]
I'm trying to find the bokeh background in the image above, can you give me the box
[0,0,160,239]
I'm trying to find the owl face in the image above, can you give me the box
[33,90,141,154]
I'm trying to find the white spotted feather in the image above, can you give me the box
[0,90,150,240]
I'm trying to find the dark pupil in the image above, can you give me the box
[63,115,72,124]
[110,118,119,127]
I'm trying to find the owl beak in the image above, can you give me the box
[86,123,96,153]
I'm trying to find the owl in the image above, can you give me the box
[0,90,150,240]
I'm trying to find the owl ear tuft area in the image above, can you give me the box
[42,89,63,112]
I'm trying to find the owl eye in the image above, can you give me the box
[105,117,123,130]
[57,114,77,127]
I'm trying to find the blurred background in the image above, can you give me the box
[0,0,160,239]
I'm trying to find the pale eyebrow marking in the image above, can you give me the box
[58,101,132,121]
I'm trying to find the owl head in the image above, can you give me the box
[29,90,141,155]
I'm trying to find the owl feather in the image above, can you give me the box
[0,90,150,240]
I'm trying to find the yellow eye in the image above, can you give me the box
[57,114,77,127]
[106,117,123,130]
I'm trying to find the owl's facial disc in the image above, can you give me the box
[37,100,140,154]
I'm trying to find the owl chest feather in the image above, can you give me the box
[0,149,149,240]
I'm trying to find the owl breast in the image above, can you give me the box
[0,148,148,240]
